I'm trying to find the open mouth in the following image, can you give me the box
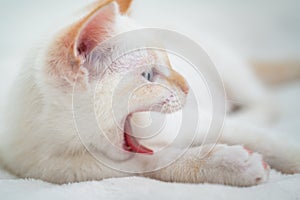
[123,115,154,155]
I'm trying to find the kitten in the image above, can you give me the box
[0,0,299,186]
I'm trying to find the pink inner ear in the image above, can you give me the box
[75,3,117,57]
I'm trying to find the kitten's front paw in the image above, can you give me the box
[210,145,270,186]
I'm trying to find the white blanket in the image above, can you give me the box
[1,169,300,200]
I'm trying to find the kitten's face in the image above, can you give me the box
[43,1,189,157]
[91,48,188,156]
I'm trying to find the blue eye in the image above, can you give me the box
[142,69,154,82]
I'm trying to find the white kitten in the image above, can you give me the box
[0,0,299,186]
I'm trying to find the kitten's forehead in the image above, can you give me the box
[117,49,171,72]
[91,47,172,73]
[149,50,173,77]
[151,50,172,68]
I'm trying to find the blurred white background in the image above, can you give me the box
[0,0,299,134]
[1,0,299,89]
[1,0,299,58]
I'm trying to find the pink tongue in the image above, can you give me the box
[124,132,153,154]
[124,117,153,155]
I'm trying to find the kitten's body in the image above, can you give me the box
[0,0,299,186]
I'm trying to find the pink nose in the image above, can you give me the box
[175,74,189,95]
[184,88,189,94]
[167,69,189,95]
[181,82,189,94]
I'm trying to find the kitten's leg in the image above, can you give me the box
[222,56,279,125]
[220,121,300,174]
[145,144,269,186]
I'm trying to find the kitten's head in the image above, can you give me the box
[41,0,189,158]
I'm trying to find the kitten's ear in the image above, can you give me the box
[71,2,118,66]
[72,0,133,60]
[114,0,133,14]
[48,1,130,87]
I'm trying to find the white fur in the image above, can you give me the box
[0,1,298,186]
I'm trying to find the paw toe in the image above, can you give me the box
[244,147,253,155]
